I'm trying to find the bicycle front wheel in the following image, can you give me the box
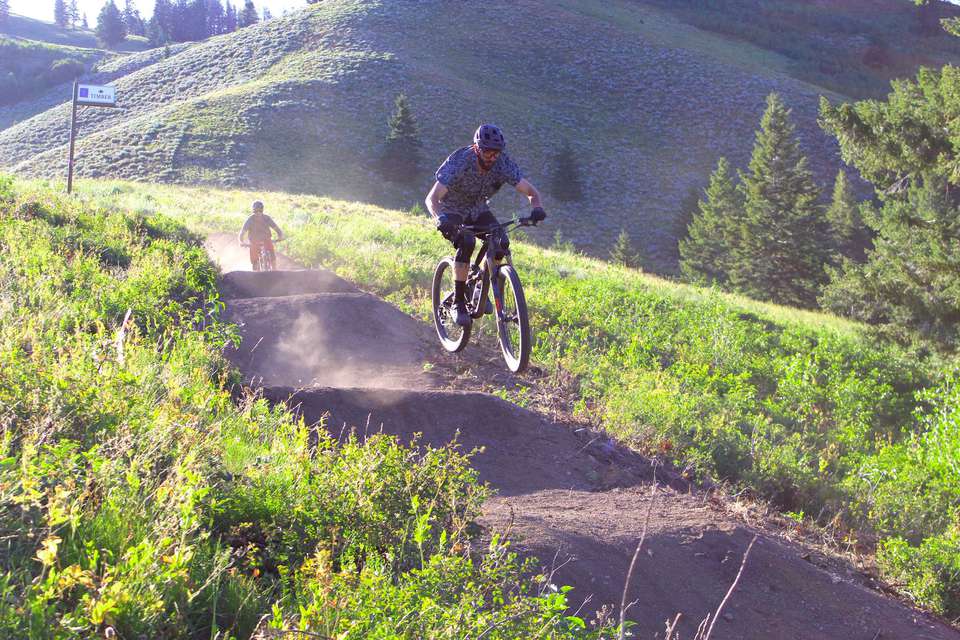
[494,265,531,373]
[432,257,471,353]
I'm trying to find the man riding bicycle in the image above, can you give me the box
[238,200,284,271]
[425,124,546,327]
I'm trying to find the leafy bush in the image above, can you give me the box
[879,530,960,619]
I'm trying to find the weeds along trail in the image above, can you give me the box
[209,233,960,640]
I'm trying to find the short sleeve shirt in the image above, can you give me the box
[241,213,281,243]
[435,146,523,220]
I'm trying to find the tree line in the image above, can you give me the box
[52,0,266,47]
[676,82,960,358]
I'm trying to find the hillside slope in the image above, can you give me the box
[211,244,959,640]
[0,14,155,125]
[0,0,850,269]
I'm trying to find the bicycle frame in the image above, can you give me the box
[461,218,528,319]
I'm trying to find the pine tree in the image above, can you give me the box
[826,169,871,263]
[147,16,167,45]
[610,229,641,269]
[187,0,208,40]
[728,93,828,308]
[381,92,422,183]
[551,139,583,202]
[821,172,960,349]
[170,0,189,41]
[224,0,237,32]
[122,0,144,35]
[96,0,126,46]
[206,0,224,35]
[238,0,257,27]
[82,12,88,28]
[679,157,742,287]
[150,0,174,42]
[820,64,960,351]
[68,0,79,27]
[261,6,270,20]
[54,0,69,27]
[0,0,9,27]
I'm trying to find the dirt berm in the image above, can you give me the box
[209,236,959,640]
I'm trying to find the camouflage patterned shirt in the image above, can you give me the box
[435,146,523,220]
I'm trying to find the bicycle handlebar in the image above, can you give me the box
[459,215,538,234]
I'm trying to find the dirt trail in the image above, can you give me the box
[208,234,959,640]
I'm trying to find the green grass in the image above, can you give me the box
[58,176,960,615]
[0,175,626,638]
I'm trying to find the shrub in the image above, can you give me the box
[46,58,85,84]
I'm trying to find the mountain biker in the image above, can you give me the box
[238,200,284,271]
[425,124,547,327]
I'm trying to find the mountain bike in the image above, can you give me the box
[431,214,539,373]
[241,241,277,272]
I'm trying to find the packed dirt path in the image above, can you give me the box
[207,234,960,640]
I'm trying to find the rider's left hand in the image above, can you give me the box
[530,207,547,224]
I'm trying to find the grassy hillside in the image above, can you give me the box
[0,175,618,638]
[0,0,851,271]
[0,14,152,116]
[1,13,149,50]
[646,0,960,99]
[80,177,958,616]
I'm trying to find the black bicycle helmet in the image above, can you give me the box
[473,124,506,151]
[252,200,264,213]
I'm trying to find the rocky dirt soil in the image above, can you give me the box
[207,235,960,640]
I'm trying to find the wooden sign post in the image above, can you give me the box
[67,82,118,194]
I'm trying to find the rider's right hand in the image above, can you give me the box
[530,207,547,224]
[436,214,458,239]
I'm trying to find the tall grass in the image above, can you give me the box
[0,176,619,638]
[64,178,960,616]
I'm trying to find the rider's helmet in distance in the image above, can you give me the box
[252,200,264,213]
[473,124,506,151]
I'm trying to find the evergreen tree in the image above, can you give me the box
[96,0,126,46]
[68,0,79,27]
[551,139,583,202]
[821,172,960,349]
[170,0,189,41]
[187,0,208,39]
[122,0,144,35]
[151,0,174,41]
[261,6,270,20]
[206,0,224,35]
[728,93,828,308]
[82,12,88,28]
[380,92,422,183]
[826,169,871,263]
[679,157,742,287]
[0,0,9,27]
[54,0,69,27]
[610,229,641,269]
[238,0,257,27]
[147,16,167,45]
[820,65,960,351]
[223,0,237,31]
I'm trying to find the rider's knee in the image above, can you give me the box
[455,232,476,263]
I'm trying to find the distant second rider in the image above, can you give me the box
[238,200,284,271]
[424,124,546,327]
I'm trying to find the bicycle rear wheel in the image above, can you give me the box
[432,257,471,353]
[493,265,531,373]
